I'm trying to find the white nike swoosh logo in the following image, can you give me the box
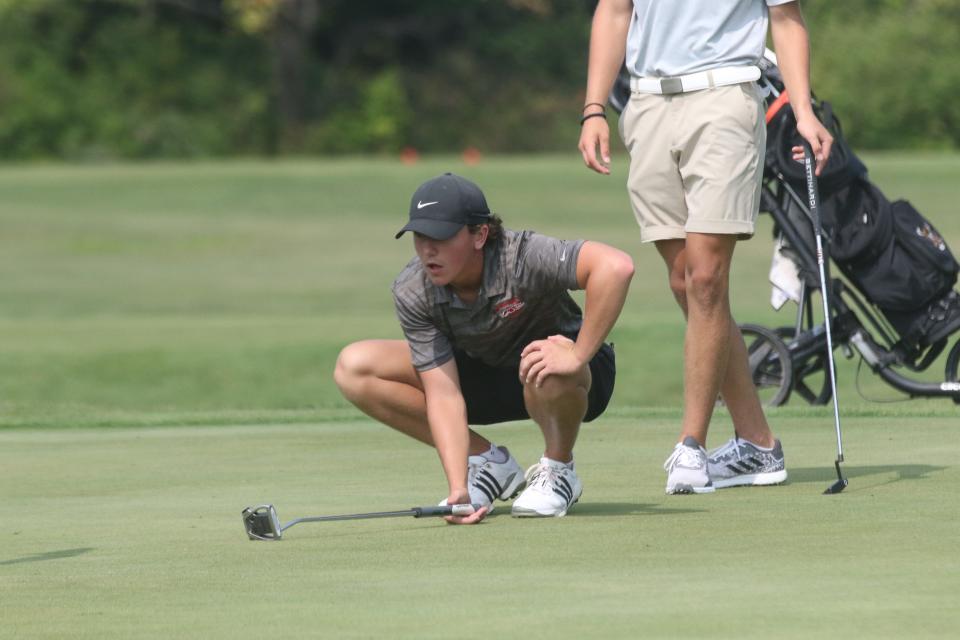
[417,201,439,209]
[560,249,567,262]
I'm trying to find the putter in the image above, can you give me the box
[803,141,849,495]
[241,503,481,540]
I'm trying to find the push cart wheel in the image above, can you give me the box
[775,327,832,405]
[944,339,960,404]
[739,323,794,407]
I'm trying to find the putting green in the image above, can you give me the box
[2,415,958,638]
[2,156,959,637]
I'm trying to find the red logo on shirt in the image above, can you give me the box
[495,297,525,318]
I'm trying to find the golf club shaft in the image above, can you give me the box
[280,504,478,531]
[803,142,845,463]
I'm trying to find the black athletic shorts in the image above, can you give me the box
[453,341,616,426]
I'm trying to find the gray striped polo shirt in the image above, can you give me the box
[392,229,585,371]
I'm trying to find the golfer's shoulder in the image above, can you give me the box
[509,228,584,266]
[503,228,561,259]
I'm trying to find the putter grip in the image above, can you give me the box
[413,504,480,517]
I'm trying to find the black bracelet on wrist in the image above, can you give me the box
[580,112,608,125]
[582,102,606,113]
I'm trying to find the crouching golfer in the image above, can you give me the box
[335,173,633,524]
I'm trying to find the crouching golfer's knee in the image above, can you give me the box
[333,341,373,403]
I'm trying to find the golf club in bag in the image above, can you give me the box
[242,503,481,540]
[801,141,848,495]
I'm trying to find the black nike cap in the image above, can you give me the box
[395,173,492,240]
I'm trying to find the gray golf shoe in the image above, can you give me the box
[440,447,525,514]
[707,437,787,488]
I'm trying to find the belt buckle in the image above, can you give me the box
[659,77,684,95]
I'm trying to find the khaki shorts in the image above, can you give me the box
[618,83,765,243]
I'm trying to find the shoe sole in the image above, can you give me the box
[712,469,787,489]
[665,483,715,495]
[511,496,580,518]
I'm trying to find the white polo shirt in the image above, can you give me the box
[626,0,796,77]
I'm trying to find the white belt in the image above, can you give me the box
[629,66,761,95]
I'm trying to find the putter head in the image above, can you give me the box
[242,504,282,540]
[823,460,848,495]
[823,478,848,495]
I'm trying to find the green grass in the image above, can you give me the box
[3,154,960,425]
[2,155,960,637]
[2,417,958,638]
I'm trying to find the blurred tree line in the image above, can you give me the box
[0,0,957,160]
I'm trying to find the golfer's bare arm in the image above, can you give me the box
[418,360,471,497]
[519,241,633,386]
[572,241,635,363]
[578,0,633,174]
[769,1,834,170]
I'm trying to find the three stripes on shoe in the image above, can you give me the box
[473,468,507,503]
[724,456,766,474]
[550,474,576,505]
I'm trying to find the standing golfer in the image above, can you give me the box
[334,173,633,523]
[578,1,833,493]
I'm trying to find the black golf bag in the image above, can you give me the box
[608,52,960,404]
[761,55,960,353]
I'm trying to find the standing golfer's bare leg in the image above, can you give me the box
[656,234,774,447]
[333,339,492,455]
[716,325,775,447]
[679,233,734,446]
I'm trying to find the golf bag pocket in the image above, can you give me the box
[829,181,893,267]
[832,186,957,313]
[890,199,959,296]
[830,188,960,347]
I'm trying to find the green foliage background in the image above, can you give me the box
[0,0,958,159]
